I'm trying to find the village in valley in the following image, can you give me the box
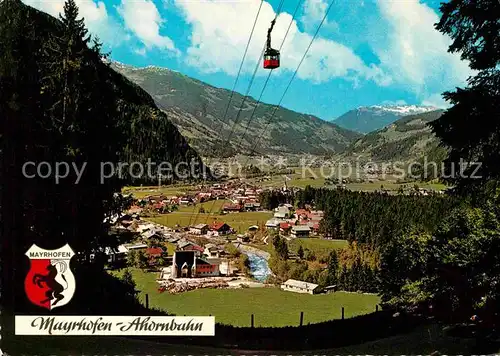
[105,178,328,297]
[97,162,450,326]
[4,0,496,352]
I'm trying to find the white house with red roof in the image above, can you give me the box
[279,222,292,235]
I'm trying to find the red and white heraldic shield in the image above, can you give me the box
[24,244,76,310]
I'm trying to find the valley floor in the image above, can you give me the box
[109,268,379,327]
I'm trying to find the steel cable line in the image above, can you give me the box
[234,0,303,153]
[223,0,286,147]
[187,0,265,228]
[245,0,335,162]
[219,0,265,128]
[200,0,287,226]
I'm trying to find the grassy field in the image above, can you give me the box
[147,211,272,234]
[289,177,327,188]
[250,238,349,258]
[252,171,447,192]
[289,238,349,255]
[122,185,195,199]
[110,268,380,327]
[249,243,274,254]
[123,178,447,201]
[255,173,327,189]
[176,199,228,213]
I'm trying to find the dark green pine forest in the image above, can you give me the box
[0,0,205,326]
[260,187,465,294]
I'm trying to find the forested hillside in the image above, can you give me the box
[111,62,361,157]
[344,110,447,164]
[0,1,205,185]
[296,187,459,246]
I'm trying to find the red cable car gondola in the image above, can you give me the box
[263,19,280,69]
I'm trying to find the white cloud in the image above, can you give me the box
[22,0,127,47]
[374,0,474,100]
[300,0,338,33]
[422,93,451,108]
[382,99,408,106]
[135,47,147,56]
[174,0,388,86]
[117,0,179,55]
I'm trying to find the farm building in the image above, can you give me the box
[190,223,209,235]
[274,206,290,219]
[146,247,164,258]
[103,245,129,263]
[177,240,204,256]
[279,222,292,235]
[100,242,147,264]
[210,221,232,235]
[281,279,320,295]
[145,247,165,265]
[265,218,280,230]
[291,225,311,238]
[125,243,148,251]
[204,243,223,258]
[142,229,163,240]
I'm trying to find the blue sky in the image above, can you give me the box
[24,0,473,119]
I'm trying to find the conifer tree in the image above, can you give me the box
[297,245,304,259]
[327,250,339,285]
[122,269,137,298]
[339,265,349,290]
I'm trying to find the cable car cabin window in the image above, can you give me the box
[263,53,280,69]
[264,54,279,61]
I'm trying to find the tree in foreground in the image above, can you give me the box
[379,0,500,323]
[326,250,339,286]
[382,204,500,323]
[430,0,500,195]
[297,245,304,259]
[122,269,138,299]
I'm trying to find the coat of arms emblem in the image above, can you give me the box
[24,244,76,310]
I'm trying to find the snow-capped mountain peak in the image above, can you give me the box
[358,105,439,116]
[333,104,441,134]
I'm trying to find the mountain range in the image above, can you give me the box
[111,61,446,160]
[333,105,439,134]
[110,62,362,157]
[3,0,446,177]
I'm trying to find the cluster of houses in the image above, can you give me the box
[265,205,324,238]
[127,182,267,216]
[219,184,264,212]
[130,195,192,215]
[102,215,228,279]
[189,221,234,236]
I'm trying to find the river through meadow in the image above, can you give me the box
[245,252,271,282]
